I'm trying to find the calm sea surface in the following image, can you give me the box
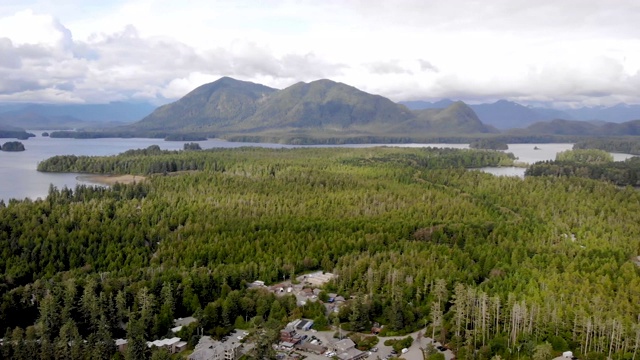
[0,136,634,202]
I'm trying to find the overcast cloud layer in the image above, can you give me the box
[1,0,639,107]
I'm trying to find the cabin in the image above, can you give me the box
[115,339,128,353]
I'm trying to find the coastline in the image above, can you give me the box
[76,174,146,185]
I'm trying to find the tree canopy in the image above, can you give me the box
[1,146,639,359]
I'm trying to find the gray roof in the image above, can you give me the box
[334,338,356,353]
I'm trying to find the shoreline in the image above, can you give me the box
[76,174,146,186]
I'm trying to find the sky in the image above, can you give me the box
[0,0,639,108]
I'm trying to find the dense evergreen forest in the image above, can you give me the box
[0,141,25,152]
[574,138,640,155]
[2,146,640,360]
[526,149,640,186]
[469,139,509,150]
[0,130,34,140]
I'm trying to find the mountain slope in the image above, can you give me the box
[469,100,571,129]
[244,79,414,131]
[514,119,599,135]
[395,102,496,134]
[512,118,640,136]
[132,77,277,132]
[125,77,495,137]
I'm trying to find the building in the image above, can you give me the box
[115,339,128,353]
[280,328,298,343]
[303,272,336,286]
[333,339,366,360]
[296,319,314,331]
[189,336,242,360]
[147,337,187,354]
[295,342,327,355]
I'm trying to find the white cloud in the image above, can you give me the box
[0,0,639,107]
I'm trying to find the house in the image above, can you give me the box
[333,339,356,353]
[333,339,366,360]
[304,272,337,286]
[115,339,128,353]
[296,319,314,331]
[175,341,188,353]
[337,348,367,360]
[295,342,327,354]
[189,337,241,360]
[280,328,298,343]
[147,337,186,354]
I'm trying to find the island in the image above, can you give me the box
[1,141,25,152]
[183,142,202,150]
[469,138,509,150]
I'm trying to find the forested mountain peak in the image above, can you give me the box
[401,101,497,134]
[246,78,414,130]
[132,77,277,132]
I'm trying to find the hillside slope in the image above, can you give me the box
[132,77,277,132]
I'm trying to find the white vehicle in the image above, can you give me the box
[401,348,409,354]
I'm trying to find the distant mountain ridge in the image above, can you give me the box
[401,99,640,129]
[133,77,495,136]
[509,119,640,136]
[0,102,156,130]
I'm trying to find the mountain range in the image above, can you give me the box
[401,100,640,129]
[130,77,495,137]
[2,77,640,141]
[0,102,156,130]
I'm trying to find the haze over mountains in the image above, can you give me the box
[2,76,640,140]
[400,100,640,129]
[0,102,156,130]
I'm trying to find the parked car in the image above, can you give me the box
[391,350,397,355]
[401,348,409,354]
[371,347,378,352]
[437,345,447,351]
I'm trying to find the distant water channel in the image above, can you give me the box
[477,143,636,178]
[0,135,634,202]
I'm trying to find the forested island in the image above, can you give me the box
[526,149,640,186]
[574,138,640,155]
[0,141,25,152]
[469,138,509,150]
[0,130,34,140]
[1,146,640,360]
